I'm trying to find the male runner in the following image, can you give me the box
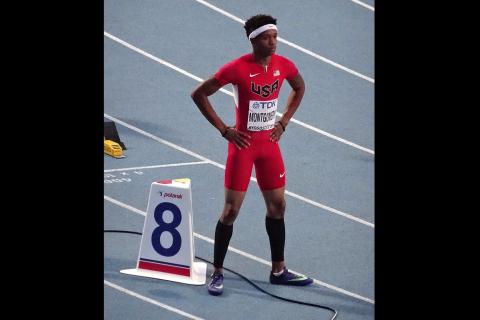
[191,14,313,296]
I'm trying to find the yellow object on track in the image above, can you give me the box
[104,140,125,158]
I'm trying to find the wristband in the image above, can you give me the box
[278,121,286,132]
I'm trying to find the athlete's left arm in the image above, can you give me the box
[270,73,305,142]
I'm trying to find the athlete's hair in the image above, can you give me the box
[244,14,277,38]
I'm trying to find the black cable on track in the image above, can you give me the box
[105,230,338,320]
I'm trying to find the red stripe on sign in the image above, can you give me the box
[158,179,172,184]
[138,261,190,277]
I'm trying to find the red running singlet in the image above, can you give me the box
[214,53,298,191]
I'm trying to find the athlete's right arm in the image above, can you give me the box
[191,76,251,149]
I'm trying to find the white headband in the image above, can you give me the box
[248,24,278,40]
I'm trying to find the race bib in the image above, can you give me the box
[247,99,278,131]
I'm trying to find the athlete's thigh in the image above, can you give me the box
[225,142,254,192]
[254,141,286,191]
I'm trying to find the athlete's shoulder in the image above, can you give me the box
[216,54,251,85]
[273,54,299,79]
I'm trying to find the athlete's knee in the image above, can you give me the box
[221,204,241,224]
[266,199,286,219]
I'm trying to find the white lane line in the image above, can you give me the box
[276,111,374,155]
[104,280,205,320]
[104,113,221,168]
[104,113,374,228]
[104,31,374,155]
[104,161,209,173]
[350,0,375,11]
[284,190,374,227]
[192,0,374,83]
[104,195,375,304]
[105,195,146,216]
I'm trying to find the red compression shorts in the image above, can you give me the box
[224,136,286,192]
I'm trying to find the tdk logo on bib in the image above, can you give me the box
[251,100,276,110]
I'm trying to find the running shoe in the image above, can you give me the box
[269,267,313,286]
[207,272,224,296]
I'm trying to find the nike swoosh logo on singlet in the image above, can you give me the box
[249,73,260,77]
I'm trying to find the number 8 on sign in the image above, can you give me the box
[152,202,182,257]
[120,178,207,285]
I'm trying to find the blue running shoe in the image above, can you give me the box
[269,267,313,286]
[207,272,224,296]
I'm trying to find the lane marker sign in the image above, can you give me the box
[121,178,207,285]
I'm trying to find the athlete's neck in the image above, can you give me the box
[252,52,272,67]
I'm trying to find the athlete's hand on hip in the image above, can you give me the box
[224,127,251,149]
[270,122,285,143]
